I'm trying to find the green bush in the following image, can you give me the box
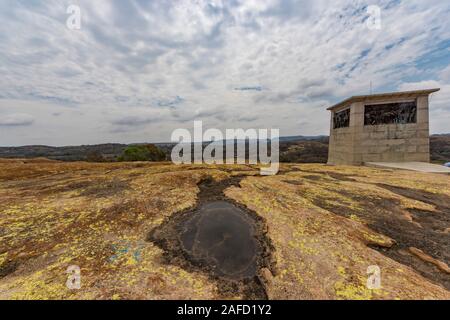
[118,144,166,162]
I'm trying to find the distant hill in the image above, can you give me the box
[279,137,329,163]
[0,134,448,164]
[432,133,450,137]
[0,136,326,162]
[0,144,128,161]
[278,135,328,142]
[430,135,450,163]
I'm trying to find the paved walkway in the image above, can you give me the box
[365,162,450,174]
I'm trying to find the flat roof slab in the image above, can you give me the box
[327,88,440,111]
[365,162,450,174]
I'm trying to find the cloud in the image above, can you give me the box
[0,113,35,126]
[234,86,263,91]
[0,0,449,145]
[398,80,442,92]
[110,115,160,126]
[156,96,184,108]
[439,65,450,82]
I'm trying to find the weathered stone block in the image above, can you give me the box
[405,152,429,162]
[382,152,404,162]
[370,131,388,139]
[416,123,429,130]
[406,145,417,153]
[361,138,382,146]
[362,154,382,162]
[417,109,429,124]
[417,145,430,153]
[417,130,429,138]
[394,130,416,139]
[407,138,428,146]
[386,139,405,146]
[416,96,429,110]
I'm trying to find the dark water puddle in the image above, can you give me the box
[179,201,260,280]
[147,176,275,299]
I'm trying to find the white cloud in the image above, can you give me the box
[0,113,35,126]
[0,0,449,145]
[439,65,450,82]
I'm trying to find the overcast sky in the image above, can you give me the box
[0,0,449,146]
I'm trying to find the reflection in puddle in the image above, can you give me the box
[146,176,275,298]
[179,201,260,280]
